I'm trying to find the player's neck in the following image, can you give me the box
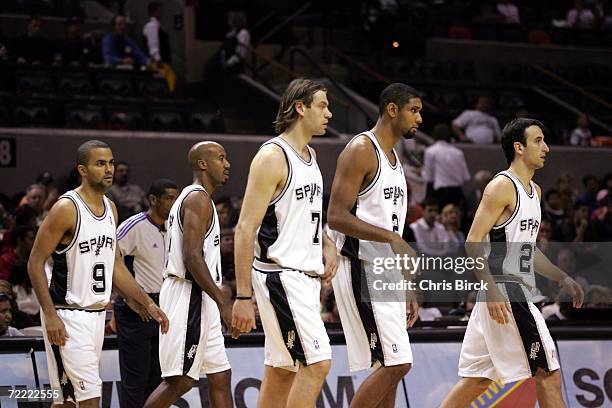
[75,185,105,206]
[508,162,534,190]
[371,120,400,154]
[194,177,216,196]
[281,126,312,156]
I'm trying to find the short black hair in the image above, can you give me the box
[14,204,37,226]
[422,196,439,209]
[148,178,178,197]
[11,226,35,247]
[545,189,560,201]
[378,83,420,116]
[148,2,162,15]
[500,118,545,165]
[582,174,598,187]
[77,140,110,166]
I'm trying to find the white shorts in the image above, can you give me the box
[252,269,331,371]
[332,256,413,372]
[458,284,560,384]
[159,277,230,381]
[41,308,106,403]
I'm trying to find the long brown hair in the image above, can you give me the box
[273,78,326,134]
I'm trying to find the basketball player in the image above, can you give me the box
[114,178,179,408]
[27,140,169,407]
[440,118,584,408]
[144,141,235,408]
[327,83,422,408]
[231,78,338,408]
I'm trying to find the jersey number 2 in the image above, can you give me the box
[92,263,106,293]
[311,211,321,245]
[519,244,533,273]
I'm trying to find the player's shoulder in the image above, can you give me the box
[251,140,289,174]
[339,133,378,166]
[483,173,516,202]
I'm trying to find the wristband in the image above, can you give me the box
[236,296,252,300]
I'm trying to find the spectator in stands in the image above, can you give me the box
[60,16,98,65]
[423,123,470,208]
[102,15,149,68]
[321,288,340,323]
[441,203,465,254]
[556,247,589,287]
[577,174,600,214]
[19,184,46,225]
[567,0,596,28]
[592,193,612,241]
[36,172,59,213]
[0,281,35,330]
[497,0,520,24]
[465,170,492,222]
[557,172,578,214]
[0,226,35,282]
[542,292,573,321]
[537,219,555,255]
[555,202,597,242]
[106,161,147,223]
[543,189,566,226]
[460,291,477,321]
[569,113,593,146]
[216,196,237,229]
[14,15,52,65]
[143,2,171,64]
[407,197,452,256]
[584,284,612,307]
[220,10,251,74]
[452,96,501,144]
[0,293,23,337]
[220,228,235,282]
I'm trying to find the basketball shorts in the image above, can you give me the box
[41,308,106,403]
[458,283,560,384]
[332,256,413,372]
[252,268,331,371]
[159,276,230,381]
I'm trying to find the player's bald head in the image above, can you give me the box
[188,141,223,169]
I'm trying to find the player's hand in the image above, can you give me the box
[390,237,417,275]
[219,303,240,339]
[126,297,151,322]
[146,303,169,334]
[44,310,68,346]
[232,299,256,335]
[321,242,339,283]
[559,276,584,308]
[486,301,512,324]
[406,297,419,328]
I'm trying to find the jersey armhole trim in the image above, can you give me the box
[204,205,216,239]
[177,186,207,233]
[269,141,293,206]
[55,195,81,254]
[492,173,520,230]
[358,135,381,196]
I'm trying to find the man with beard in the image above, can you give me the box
[327,83,422,407]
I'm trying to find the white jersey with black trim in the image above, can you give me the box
[333,131,408,263]
[253,137,324,276]
[488,170,541,291]
[164,185,222,285]
[45,190,116,310]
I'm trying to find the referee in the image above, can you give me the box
[114,178,179,408]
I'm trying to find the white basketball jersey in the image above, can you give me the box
[488,170,541,289]
[45,191,116,310]
[164,184,222,285]
[334,131,408,263]
[253,137,324,275]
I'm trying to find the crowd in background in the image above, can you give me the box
[0,148,610,337]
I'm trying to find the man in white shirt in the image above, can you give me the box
[423,123,471,208]
[497,0,520,24]
[408,197,452,257]
[567,0,595,28]
[143,2,172,64]
[452,96,502,144]
[114,178,179,408]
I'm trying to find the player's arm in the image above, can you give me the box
[465,177,514,324]
[27,199,76,346]
[232,145,286,333]
[327,137,415,257]
[328,137,400,243]
[110,203,169,334]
